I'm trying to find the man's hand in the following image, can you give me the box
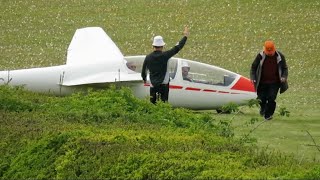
[183,26,190,37]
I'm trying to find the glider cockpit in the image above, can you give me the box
[124,56,237,87]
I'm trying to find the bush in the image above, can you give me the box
[0,85,38,112]
[0,85,318,179]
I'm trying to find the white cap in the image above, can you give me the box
[182,61,190,68]
[152,36,166,46]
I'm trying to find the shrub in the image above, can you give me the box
[0,85,38,112]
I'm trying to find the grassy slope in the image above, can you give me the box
[0,0,319,177]
[0,86,318,179]
[218,107,320,162]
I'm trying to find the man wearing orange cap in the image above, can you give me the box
[250,40,288,120]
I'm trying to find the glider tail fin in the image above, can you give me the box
[66,27,124,65]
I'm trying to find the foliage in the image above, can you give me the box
[279,107,290,117]
[0,86,319,179]
[217,102,238,114]
[247,99,260,108]
[304,165,320,180]
[217,119,234,138]
[0,85,39,112]
[218,99,259,114]
[40,86,216,132]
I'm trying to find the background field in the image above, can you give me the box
[1,0,319,108]
[0,0,319,178]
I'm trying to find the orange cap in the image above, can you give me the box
[263,40,276,54]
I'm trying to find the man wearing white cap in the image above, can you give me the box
[142,26,190,104]
[182,61,192,82]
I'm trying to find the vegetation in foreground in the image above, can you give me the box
[0,85,319,179]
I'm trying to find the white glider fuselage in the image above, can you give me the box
[0,27,256,110]
[126,56,256,110]
[0,65,71,94]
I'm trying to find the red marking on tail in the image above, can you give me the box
[231,76,255,92]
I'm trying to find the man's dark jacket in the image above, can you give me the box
[250,51,288,94]
[141,36,187,86]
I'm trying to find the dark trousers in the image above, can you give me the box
[257,83,280,118]
[150,84,169,104]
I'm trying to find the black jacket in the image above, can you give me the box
[250,51,289,94]
[141,36,187,86]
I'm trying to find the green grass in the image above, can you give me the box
[1,0,320,179]
[216,107,320,162]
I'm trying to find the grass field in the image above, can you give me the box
[1,0,320,178]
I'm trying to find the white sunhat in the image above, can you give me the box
[182,61,190,68]
[152,35,166,46]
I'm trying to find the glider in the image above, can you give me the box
[0,27,256,110]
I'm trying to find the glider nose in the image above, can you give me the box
[231,76,256,92]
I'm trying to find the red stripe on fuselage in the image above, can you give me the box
[185,87,201,91]
[143,83,245,94]
[203,89,217,92]
[144,83,183,89]
[218,91,229,94]
[169,85,183,89]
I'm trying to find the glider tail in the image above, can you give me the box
[66,27,124,65]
